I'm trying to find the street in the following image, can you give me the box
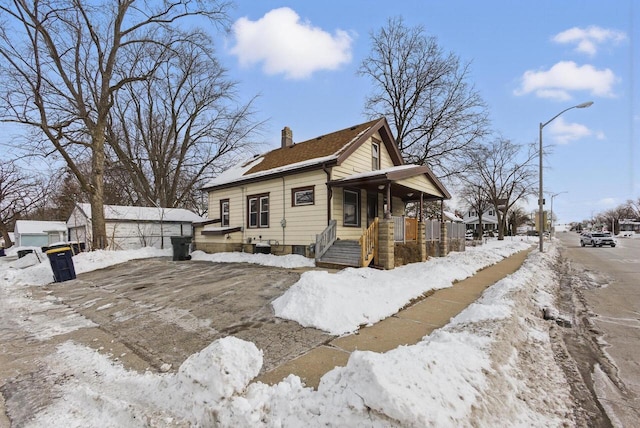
[555,232,640,426]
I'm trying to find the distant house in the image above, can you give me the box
[196,117,451,268]
[462,208,498,234]
[14,220,67,247]
[67,203,205,250]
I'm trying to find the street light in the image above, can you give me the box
[538,101,593,252]
[549,191,568,238]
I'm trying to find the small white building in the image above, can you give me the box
[14,220,67,247]
[67,203,205,250]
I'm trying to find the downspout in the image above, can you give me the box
[241,186,246,245]
[281,176,286,245]
[323,163,332,225]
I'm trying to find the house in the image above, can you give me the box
[463,208,498,235]
[195,117,451,269]
[67,203,205,251]
[14,220,67,247]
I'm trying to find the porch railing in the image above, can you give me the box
[359,217,378,267]
[425,220,441,241]
[315,219,337,260]
[392,216,418,242]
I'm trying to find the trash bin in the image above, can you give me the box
[170,236,192,261]
[18,249,34,258]
[46,247,76,282]
[0,248,5,257]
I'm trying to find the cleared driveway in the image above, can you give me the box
[23,258,332,374]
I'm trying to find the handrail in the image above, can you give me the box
[315,219,337,260]
[359,217,378,267]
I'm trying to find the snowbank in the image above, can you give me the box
[2,238,576,426]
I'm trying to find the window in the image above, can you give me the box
[343,189,360,227]
[489,209,495,216]
[371,140,380,170]
[247,193,269,228]
[292,186,314,206]
[220,199,229,227]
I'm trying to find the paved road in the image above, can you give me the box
[556,232,640,426]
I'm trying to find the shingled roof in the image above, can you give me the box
[204,118,402,190]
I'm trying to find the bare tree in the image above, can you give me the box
[459,182,491,238]
[625,197,640,219]
[0,161,47,246]
[507,205,530,236]
[470,138,537,240]
[359,16,490,180]
[107,39,263,210]
[0,0,231,249]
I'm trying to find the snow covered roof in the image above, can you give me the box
[75,203,205,223]
[443,211,464,222]
[15,220,67,234]
[203,118,403,190]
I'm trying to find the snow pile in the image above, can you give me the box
[273,238,532,334]
[190,249,315,268]
[2,238,576,426]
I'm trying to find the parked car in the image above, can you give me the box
[580,232,616,247]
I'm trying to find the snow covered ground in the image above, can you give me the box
[0,238,578,427]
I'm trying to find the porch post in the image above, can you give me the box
[378,218,395,269]
[419,192,424,222]
[385,183,392,219]
[418,221,427,262]
[439,199,448,256]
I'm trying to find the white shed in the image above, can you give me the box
[14,220,67,248]
[67,203,205,250]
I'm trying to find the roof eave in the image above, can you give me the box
[202,160,337,192]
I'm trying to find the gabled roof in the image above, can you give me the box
[203,118,403,190]
[73,203,205,223]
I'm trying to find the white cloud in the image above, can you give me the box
[229,7,354,79]
[547,117,592,144]
[514,61,617,100]
[552,26,626,56]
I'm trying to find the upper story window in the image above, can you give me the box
[220,199,229,227]
[248,193,269,228]
[489,209,495,216]
[371,140,380,170]
[292,186,314,206]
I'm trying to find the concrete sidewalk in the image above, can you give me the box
[255,247,532,389]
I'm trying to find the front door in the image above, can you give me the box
[367,193,378,226]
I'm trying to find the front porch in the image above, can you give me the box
[316,216,465,270]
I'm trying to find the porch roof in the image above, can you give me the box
[327,165,451,201]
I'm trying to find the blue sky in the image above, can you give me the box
[215,0,638,224]
[0,1,636,224]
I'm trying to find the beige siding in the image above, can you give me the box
[396,175,444,198]
[200,169,329,247]
[332,131,397,180]
[331,187,370,240]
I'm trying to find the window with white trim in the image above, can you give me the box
[292,186,314,206]
[247,193,269,228]
[220,199,229,227]
[372,141,380,170]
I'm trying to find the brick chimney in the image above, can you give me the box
[281,126,293,148]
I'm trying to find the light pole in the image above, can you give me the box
[549,191,567,238]
[539,101,593,252]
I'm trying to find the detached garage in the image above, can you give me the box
[14,220,68,247]
[67,203,205,251]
